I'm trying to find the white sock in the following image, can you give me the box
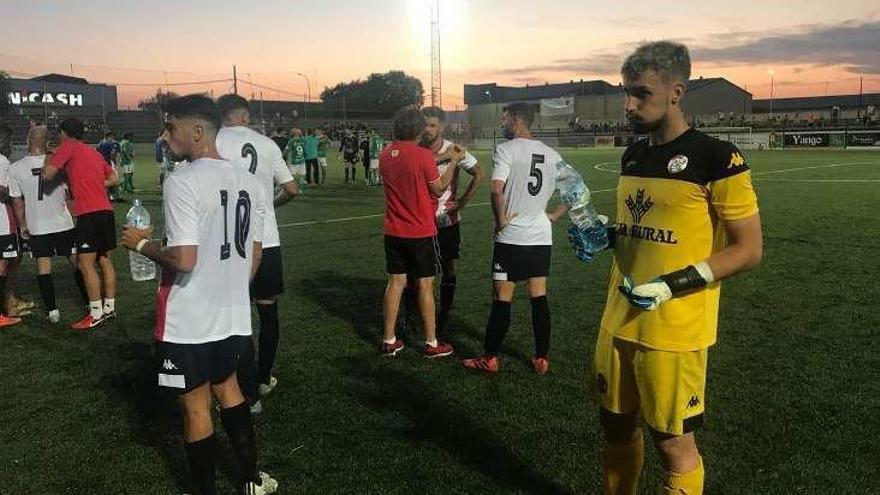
[426,339,438,348]
[89,301,103,319]
[103,298,115,314]
[383,337,397,345]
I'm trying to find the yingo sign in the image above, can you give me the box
[783,133,829,147]
[7,91,84,107]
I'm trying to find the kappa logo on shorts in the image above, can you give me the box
[162,359,178,371]
[686,395,701,409]
[80,243,91,249]
[596,373,608,394]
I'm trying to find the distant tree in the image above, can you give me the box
[138,90,180,112]
[320,71,423,118]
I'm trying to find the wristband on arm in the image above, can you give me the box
[659,261,715,296]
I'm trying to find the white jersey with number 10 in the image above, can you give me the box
[157,158,266,344]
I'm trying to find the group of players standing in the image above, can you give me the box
[2,40,763,495]
[375,40,763,495]
[266,125,386,188]
[0,120,120,331]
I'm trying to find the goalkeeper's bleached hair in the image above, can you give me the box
[621,41,691,84]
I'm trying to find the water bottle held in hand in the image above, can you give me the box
[555,161,609,257]
[125,199,157,282]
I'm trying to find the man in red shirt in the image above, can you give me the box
[42,118,120,330]
[380,106,459,358]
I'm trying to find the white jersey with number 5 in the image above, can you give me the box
[157,158,266,344]
[491,138,561,246]
[8,155,75,235]
[216,126,293,249]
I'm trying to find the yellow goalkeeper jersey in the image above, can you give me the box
[600,128,759,351]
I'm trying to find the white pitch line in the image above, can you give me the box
[753,178,880,183]
[278,188,618,229]
[593,159,880,181]
[752,161,878,176]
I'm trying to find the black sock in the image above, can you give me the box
[531,296,552,358]
[484,300,512,356]
[344,168,350,182]
[256,302,279,385]
[37,274,57,312]
[74,270,89,306]
[236,338,258,405]
[402,284,417,337]
[438,275,457,334]
[185,434,217,495]
[220,402,259,487]
[0,276,7,312]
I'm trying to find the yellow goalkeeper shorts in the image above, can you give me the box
[592,330,708,436]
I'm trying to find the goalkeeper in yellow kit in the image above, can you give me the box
[591,41,763,495]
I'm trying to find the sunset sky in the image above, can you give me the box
[2,0,878,109]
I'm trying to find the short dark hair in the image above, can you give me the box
[164,94,222,132]
[392,106,426,141]
[503,102,538,128]
[60,118,85,140]
[123,132,134,140]
[217,93,250,118]
[421,106,446,123]
[621,41,691,84]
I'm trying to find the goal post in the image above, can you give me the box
[698,127,756,149]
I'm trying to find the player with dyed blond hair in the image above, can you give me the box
[593,41,762,495]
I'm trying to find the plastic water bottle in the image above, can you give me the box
[555,161,609,256]
[126,199,157,281]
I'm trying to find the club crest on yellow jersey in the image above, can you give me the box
[667,154,688,174]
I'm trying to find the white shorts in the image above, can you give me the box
[369,158,379,170]
[122,164,134,174]
[290,164,306,175]
[318,157,328,168]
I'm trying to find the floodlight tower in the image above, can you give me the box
[430,0,442,108]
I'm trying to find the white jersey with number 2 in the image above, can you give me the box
[216,126,293,249]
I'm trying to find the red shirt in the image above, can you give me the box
[50,139,113,216]
[380,141,439,238]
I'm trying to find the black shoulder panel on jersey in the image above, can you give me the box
[619,129,740,186]
[707,139,751,182]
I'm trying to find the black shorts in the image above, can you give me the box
[437,223,461,262]
[250,246,284,299]
[491,242,552,282]
[156,335,251,395]
[343,153,359,165]
[75,211,117,253]
[385,235,439,279]
[30,229,77,258]
[0,234,19,259]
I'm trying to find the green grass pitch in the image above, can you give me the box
[1,145,878,494]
